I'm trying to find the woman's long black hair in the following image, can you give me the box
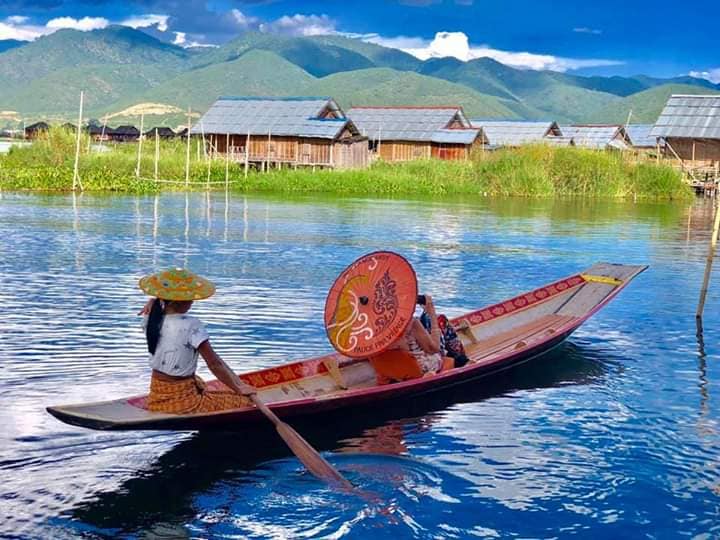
[146,298,165,355]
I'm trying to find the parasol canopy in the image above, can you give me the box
[324,251,418,358]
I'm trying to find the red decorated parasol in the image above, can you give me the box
[324,251,418,358]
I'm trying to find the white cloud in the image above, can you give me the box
[172,31,186,45]
[46,16,109,32]
[6,16,29,25]
[366,31,623,72]
[231,9,259,28]
[260,14,336,37]
[0,18,45,41]
[121,14,169,33]
[573,27,602,35]
[0,13,171,43]
[689,68,720,84]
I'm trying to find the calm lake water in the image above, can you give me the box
[1,191,719,539]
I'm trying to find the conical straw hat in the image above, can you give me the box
[138,268,215,301]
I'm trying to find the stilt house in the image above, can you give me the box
[471,121,563,147]
[190,97,369,170]
[110,125,140,142]
[560,125,632,150]
[650,95,720,177]
[24,121,49,139]
[347,106,486,161]
[145,127,176,139]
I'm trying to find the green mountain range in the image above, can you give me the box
[0,26,718,128]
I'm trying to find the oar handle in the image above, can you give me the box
[248,393,281,426]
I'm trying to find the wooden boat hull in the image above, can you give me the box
[47,262,647,431]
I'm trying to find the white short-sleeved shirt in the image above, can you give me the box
[143,314,210,377]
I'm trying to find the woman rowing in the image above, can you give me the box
[138,268,256,413]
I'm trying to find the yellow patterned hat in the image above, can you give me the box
[138,268,216,301]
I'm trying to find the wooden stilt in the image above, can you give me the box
[266,129,271,172]
[200,123,210,189]
[100,114,108,144]
[697,200,720,321]
[154,129,159,182]
[185,107,191,188]
[135,113,144,179]
[244,132,250,179]
[72,91,84,191]
[225,132,230,191]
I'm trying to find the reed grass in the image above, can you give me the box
[0,127,693,200]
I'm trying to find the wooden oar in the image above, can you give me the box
[247,392,353,489]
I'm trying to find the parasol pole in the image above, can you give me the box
[248,393,352,488]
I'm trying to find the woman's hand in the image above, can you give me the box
[138,298,155,316]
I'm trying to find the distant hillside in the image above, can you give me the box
[189,31,375,77]
[419,56,620,122]
[136,50,316,111]
[0,26,187,90]
[1,26,719,124]
[0,40,24,53]
[588,84,720,124]
[299,67,520,118]
[307,35,422,72]
[1,64,171,114]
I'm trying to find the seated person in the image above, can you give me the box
[370,294,447,384]
[138,268,256,414]
[428,314,470,368]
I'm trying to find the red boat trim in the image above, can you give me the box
[454,274,585,326]
[257,266,646,410]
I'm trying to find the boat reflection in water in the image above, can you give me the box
[62,342,613,538]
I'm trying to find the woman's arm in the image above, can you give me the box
[410,295,442,354]
[198,340,256,396]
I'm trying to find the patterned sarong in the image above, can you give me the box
[147,372,251,414]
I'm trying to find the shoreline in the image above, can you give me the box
[0,130,693,201]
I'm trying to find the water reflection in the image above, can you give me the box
[1,192,720,538]
[63,344,606,538]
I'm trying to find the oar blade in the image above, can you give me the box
[275,421,353,489]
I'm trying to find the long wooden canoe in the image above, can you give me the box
[47,262,646,431]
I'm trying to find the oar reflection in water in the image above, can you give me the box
[64,342,610,537]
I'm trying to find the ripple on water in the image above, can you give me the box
[1,193,720,538]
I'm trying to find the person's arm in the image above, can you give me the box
[138,298,155,316]
[198,340,257,396]
[410,295,442,354]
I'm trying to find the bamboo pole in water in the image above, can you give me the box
[265,129,271,172]
[200,122,210,190]
[72,91,84,192]
[697,200,720,321]
[225,132,230,191]
[154,129,160,182]
[244,132,250,178]
[185,108,191,188]
[135,113,144,179]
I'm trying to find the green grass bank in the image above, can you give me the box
[0,127,692,200]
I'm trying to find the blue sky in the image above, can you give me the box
[0,0,718,81]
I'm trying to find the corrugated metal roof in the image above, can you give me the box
[650,95,720,140]
[560,125,628,149]
[431,128,482,144]
[189,97,350,139]
[470,121,559,146]
[625,124,656,148]
[544,136,575,147]
[347,107,471,142]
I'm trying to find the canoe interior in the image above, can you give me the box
[47,262,647,430]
